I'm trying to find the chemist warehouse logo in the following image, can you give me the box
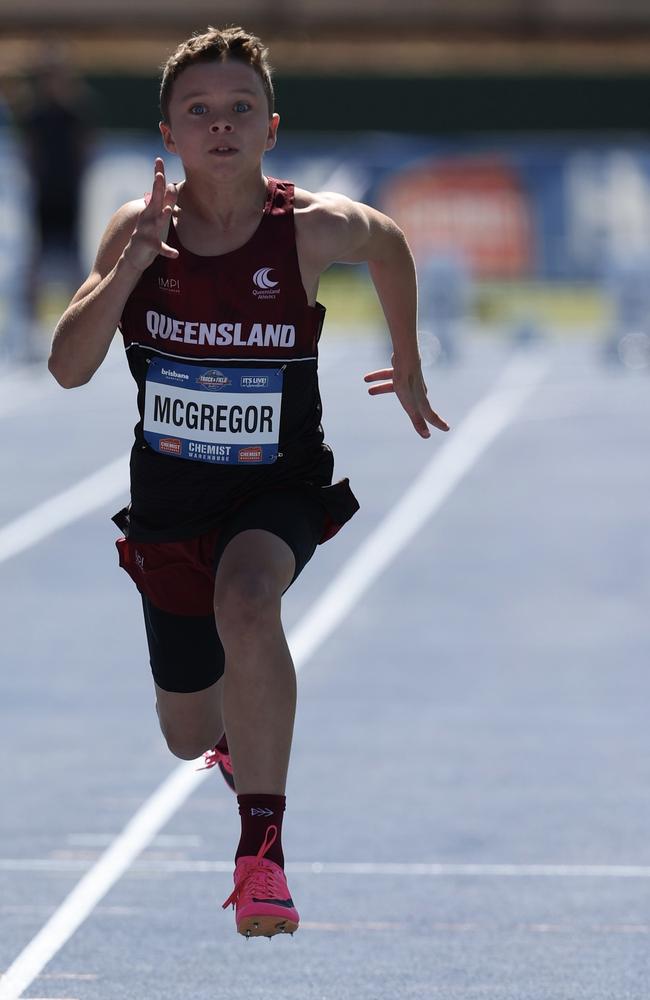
[252,266,280,300]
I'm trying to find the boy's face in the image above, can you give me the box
[160,59,279,174]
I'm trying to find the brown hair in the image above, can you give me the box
[159,26,275,123]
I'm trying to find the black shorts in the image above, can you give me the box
[140,489,327,693]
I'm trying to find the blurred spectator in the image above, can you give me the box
[0,87,11,129]
[0,83,33,364]
[418,251,472,365]
[602,251,650,369]
[18,48,93,339]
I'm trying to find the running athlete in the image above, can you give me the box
[48,26,450,940]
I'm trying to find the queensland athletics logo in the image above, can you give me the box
[196,369,230,390]
[252,266,280,300]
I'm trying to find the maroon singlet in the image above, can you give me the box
[113,177,358,543]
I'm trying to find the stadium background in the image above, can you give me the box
[3,0,650,359]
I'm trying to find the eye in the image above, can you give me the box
[234,101,251,113]
[189,103,207,115]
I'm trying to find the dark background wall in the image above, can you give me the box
[5,0,650,135]
[87,73,650,133]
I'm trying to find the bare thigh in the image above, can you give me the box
[213,529,295,639]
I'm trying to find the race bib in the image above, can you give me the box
[143,357,283,464]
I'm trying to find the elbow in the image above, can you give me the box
[47,355,91,389]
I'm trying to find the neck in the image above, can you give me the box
[177,167,268,230]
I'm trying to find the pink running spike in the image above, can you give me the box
[197,744,236,792]
[222,825,299,938]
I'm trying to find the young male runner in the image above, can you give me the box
[49,26,450,939]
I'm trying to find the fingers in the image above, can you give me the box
[143,161,178,251]
[364,368,395,395]
[407,400,450,434]
[163,182,178,212]
[365,365,451,434]
[160,242,180,259]
[426,408,450,432]
[367,382,395,395]
[155,199,179,257]
[127,160,179,270]
[154,156,167,185]
[147,158,176,214]
[364,369,393,383]
[411,415,431,439]
[417,394,450,431]
[148,158,165,211]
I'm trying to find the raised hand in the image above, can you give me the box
[124,157,179,273]
[364,362,450,437]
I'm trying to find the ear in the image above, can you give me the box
[159,121,177,154]
[265,113,280,153]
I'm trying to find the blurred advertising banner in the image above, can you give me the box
[378,156,533,278]
[6,128,650,292]
[79,133,650,282]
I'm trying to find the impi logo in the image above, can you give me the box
[253,266,280,298]
[158,277,181,293]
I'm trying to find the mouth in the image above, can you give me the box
[209,146,239,156]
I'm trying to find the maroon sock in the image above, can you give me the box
[236,794,285,868]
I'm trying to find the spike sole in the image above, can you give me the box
[238,915,299,937]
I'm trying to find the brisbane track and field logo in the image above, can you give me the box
[196,370,230,390]
[252,266,280,300]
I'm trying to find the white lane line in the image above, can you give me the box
[0,454,130,565]
[0,767,205,1000]
[65,833,203,848]
[1,858,650,878]
[289,348,550,665]
[0,348,549,1000]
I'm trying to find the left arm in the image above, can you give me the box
[306,194,450,437]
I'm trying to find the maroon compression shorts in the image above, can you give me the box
[116,488,329,693]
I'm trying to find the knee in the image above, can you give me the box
[163,730,211,761]
[215,570,281,639]
[157,713,215,760]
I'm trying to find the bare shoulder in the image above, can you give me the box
[98,199,145,261]
[294,186,362,233]
[293,185,400,267]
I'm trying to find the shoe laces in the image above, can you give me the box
[222,825,280,910]
[196,745,232,773]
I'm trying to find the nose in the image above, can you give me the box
[209,120,233,133]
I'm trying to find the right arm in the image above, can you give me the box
[48,158,178,388]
